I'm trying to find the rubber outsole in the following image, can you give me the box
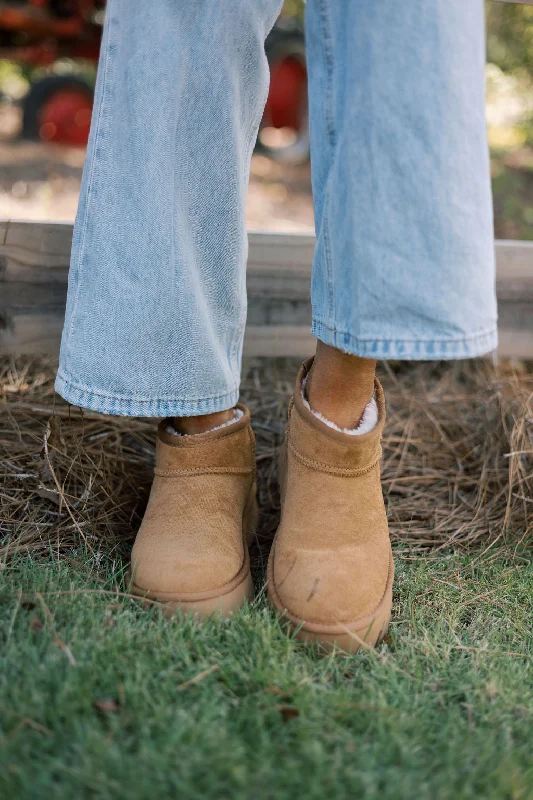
[129,567,254,619]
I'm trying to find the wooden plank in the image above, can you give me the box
[0,314,64,356]
[1,220,533,358]
[243,325,315,358]
[498,329,533,359]
[494,240,533,301]
[0,219,71,284]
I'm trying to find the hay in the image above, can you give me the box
[1,356,532,567]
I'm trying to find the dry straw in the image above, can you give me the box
[1,356,532,567]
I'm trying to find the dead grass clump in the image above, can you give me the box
[0,356,532,566]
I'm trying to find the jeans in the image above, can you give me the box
[55,0,497,418]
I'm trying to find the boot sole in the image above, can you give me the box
[127,485,258,620]
[267,549,394,654]
[129,567,254,620]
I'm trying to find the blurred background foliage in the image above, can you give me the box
[280,0,305,20]
[485,1,533,237]
[487,1,533,75]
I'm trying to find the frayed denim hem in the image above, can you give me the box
[311,320,499,360]
[54,373,240,418]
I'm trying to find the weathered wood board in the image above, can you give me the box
[1,220,532,358]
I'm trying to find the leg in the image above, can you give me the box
[269,0,494,652]
[305,342,376,430]
[56,0,283,617]
[307,0,496,362]
[305,0,495,428]
[56,0,282,419]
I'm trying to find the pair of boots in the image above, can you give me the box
[130,360,394,652]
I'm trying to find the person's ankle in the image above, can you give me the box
[305,342,376,430]
[172,408,236,435]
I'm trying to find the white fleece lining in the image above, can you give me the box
[301,375,378,436]
[167,408,244,437]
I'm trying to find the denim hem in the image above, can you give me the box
[54,373,240,418]
[311,320,499,360]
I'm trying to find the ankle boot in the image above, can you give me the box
[130,405,257,617]
[268,359,393,652]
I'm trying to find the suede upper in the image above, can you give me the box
[131,405,256,596]
[270,359,392,627]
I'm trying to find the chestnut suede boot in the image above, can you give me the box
[268,360,393,652]
[130,405,257,617]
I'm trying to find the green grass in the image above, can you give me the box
[1,550,532,800]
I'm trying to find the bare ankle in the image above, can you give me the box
[172,408,235,435]
[306,341,376,430]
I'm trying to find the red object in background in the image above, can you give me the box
[1,3,309,157]
[0,1,102,54]
[0,0,103,145]
[38,86,92,144]
[264,55,307,132]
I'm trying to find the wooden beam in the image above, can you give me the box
[1,220,532,358]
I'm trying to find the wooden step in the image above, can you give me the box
[1,220,532,358]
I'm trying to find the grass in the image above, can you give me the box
[1,356,532,797]
[1,549,532,800]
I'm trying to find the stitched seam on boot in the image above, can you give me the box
[154,467,254,477]
[287,397,294,422]
[247,425,257,483]
[288,439,382,476]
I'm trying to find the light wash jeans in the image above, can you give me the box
[55,0,497,418]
